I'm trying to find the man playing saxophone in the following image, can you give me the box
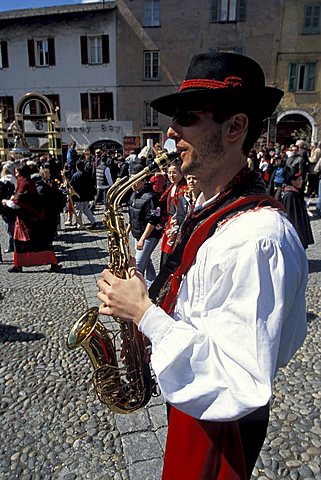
[97,52,308,480]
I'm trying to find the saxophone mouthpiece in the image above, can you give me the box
[153,150,181,173]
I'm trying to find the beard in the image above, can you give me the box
[181,123,225,176]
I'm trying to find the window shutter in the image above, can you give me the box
[312,5,320,33]
[80,36,88,64]
[1,41,9,68]
[307,63,316,90]
[212,0,218,22]
[288,63,297,91]
[28,39,35,67]
[238,0,247,22]
[102,35,110,64]
[106,92,114,119]
[81,93,89,120]
[48,38,56,66]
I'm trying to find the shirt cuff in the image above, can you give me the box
[138,303,175,347]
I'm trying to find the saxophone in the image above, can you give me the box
[66,151,180,414]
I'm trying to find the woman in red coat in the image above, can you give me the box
[2,164,59,272]
[159,159,186,268]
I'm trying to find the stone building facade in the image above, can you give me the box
[275,0,321,144]
[0,0,320,160]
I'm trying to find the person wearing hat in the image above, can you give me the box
[97,53,308,479]
[281,166,314,249]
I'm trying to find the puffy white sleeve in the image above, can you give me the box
[139,212,307,421]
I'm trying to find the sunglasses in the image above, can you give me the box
[172,110,212,127]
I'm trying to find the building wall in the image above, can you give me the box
[0,0,319,155]
[276,0,321,142]
[0,6,134,152]
[116,0,283,141]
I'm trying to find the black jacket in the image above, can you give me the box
[128,184,162,240]
[282,188,314,249]
[70,170,96,201]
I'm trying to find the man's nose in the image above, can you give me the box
[167,124,181,140]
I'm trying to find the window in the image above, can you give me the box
[0,96,14,122]
[303,4,321,34]
[80,93,114,120]
[212,0,246,23]
[289,62,317,92]
[80,35,110,65]
[144,0,160,26]
[28,38,55,67]
[144,51,159,80]
[144,102,159,127]
[0,41,9,69]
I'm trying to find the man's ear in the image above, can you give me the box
[225,114,248,143]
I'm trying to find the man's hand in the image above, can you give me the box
[97,269,153,326]
[136,238,145,250]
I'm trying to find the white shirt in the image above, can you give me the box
[139,207,308,421]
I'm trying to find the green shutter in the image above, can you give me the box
[212,0,218,22]
[238,0,247,22]
[307,63,316,90]
[288,63,297,91]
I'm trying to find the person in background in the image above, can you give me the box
[172,174,201,228]
[2,164,59,272]
[307,141,321,197]
[97,52,308,480]
[282,165,314,249]
[150,172,167,196]
[159,159,186,268]
[93,154,113,208]
[313,151,321,217]
[0,164,17,255]
[127,164,163,288]
[66,141,78,175]
[70,160,97,229]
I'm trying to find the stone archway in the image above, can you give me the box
[277,109,317,146]
[15,92,62,159]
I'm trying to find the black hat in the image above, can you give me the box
[151,52,283,120]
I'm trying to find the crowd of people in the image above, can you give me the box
[0,134,319,275]
[249,139,320,248]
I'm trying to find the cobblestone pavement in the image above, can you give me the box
[0,201,320,480]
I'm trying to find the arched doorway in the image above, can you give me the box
[277,110,317,147]
[89,139,123,154]
[15,92,62,159]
